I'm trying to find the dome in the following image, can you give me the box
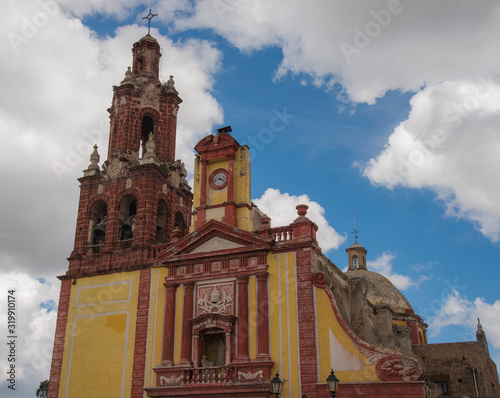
[346,269,412,313]
[139,34,158,43]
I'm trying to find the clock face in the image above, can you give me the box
[213,172,227,186]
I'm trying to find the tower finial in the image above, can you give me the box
[142,3,158,35]
[476,317,489,353]
[352,210,359,243]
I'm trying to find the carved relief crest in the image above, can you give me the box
[194,263,204,273]
[197,285,233,315]
[107,157,125,179]
[353,340,424,381]
[168,170,180,188]
[177,266,186,275]
[141,82,159,110]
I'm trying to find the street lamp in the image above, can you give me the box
[326,369,340,397]
[270,372,283,397]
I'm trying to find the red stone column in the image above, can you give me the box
[227,155,234,202]
[162,282,177,365]
[235,275,250,361]
[225,332,232,365]
[48,279,72,398]
[256,271,271,360]
[131,269,152,398]
[179,282,194,365]
[200,159,208,206]
[296,250,318,397]
[193,335,201,367]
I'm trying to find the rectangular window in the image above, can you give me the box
[434,381,449,395]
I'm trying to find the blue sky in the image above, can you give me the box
[1,0,500,395]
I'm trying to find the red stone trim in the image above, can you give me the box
[163,251,267,275]
[153,219,271,260]
[130,268,152,398]
[87,194,111,211]
[295,249,318,398]
[321,381,426,398]
[48,279,72,398]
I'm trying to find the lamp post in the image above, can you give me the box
[270,372,283,397]
[326,369,340,397]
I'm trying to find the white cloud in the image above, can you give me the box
[173,0,500,104]
[0,0,224,278]
[0,272,59,395]
[253,188,346,252]
[427,288,500,367]
[363,79,500,241]
[368,251,416,291]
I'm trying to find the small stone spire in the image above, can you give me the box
[165,75,177,93]
[121,67,135,85]
[83,145,100,176]
[476,318,489,354]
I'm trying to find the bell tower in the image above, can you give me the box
[66,33,192,278]
[108,34,180,165]
[191,126,259,232]
[346,242,367,270]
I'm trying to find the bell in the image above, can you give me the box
[92,218,106,241]
[121,215,135,239]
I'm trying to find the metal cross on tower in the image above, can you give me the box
[352,210,359,243]
[142,6,158,35]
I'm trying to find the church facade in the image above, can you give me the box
[47,33,499,398]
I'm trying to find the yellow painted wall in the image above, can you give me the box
[59,271,141,398]
[236,207,252,231]
[144,267,169,388]
[233,146,251,205]
[267,252,301,398]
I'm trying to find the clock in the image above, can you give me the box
[209,169,229,189]
[213,172,226,186]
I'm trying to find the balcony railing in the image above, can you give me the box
[182,366,237,384]
[268,226,294,242]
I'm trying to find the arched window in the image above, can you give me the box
[174,211,185,236]
[118,195,137,240]
[156,200,168,243]
[136,55,143,72]
[352,255,359,269]
[141,116,154,156]
[89,200,107,247]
